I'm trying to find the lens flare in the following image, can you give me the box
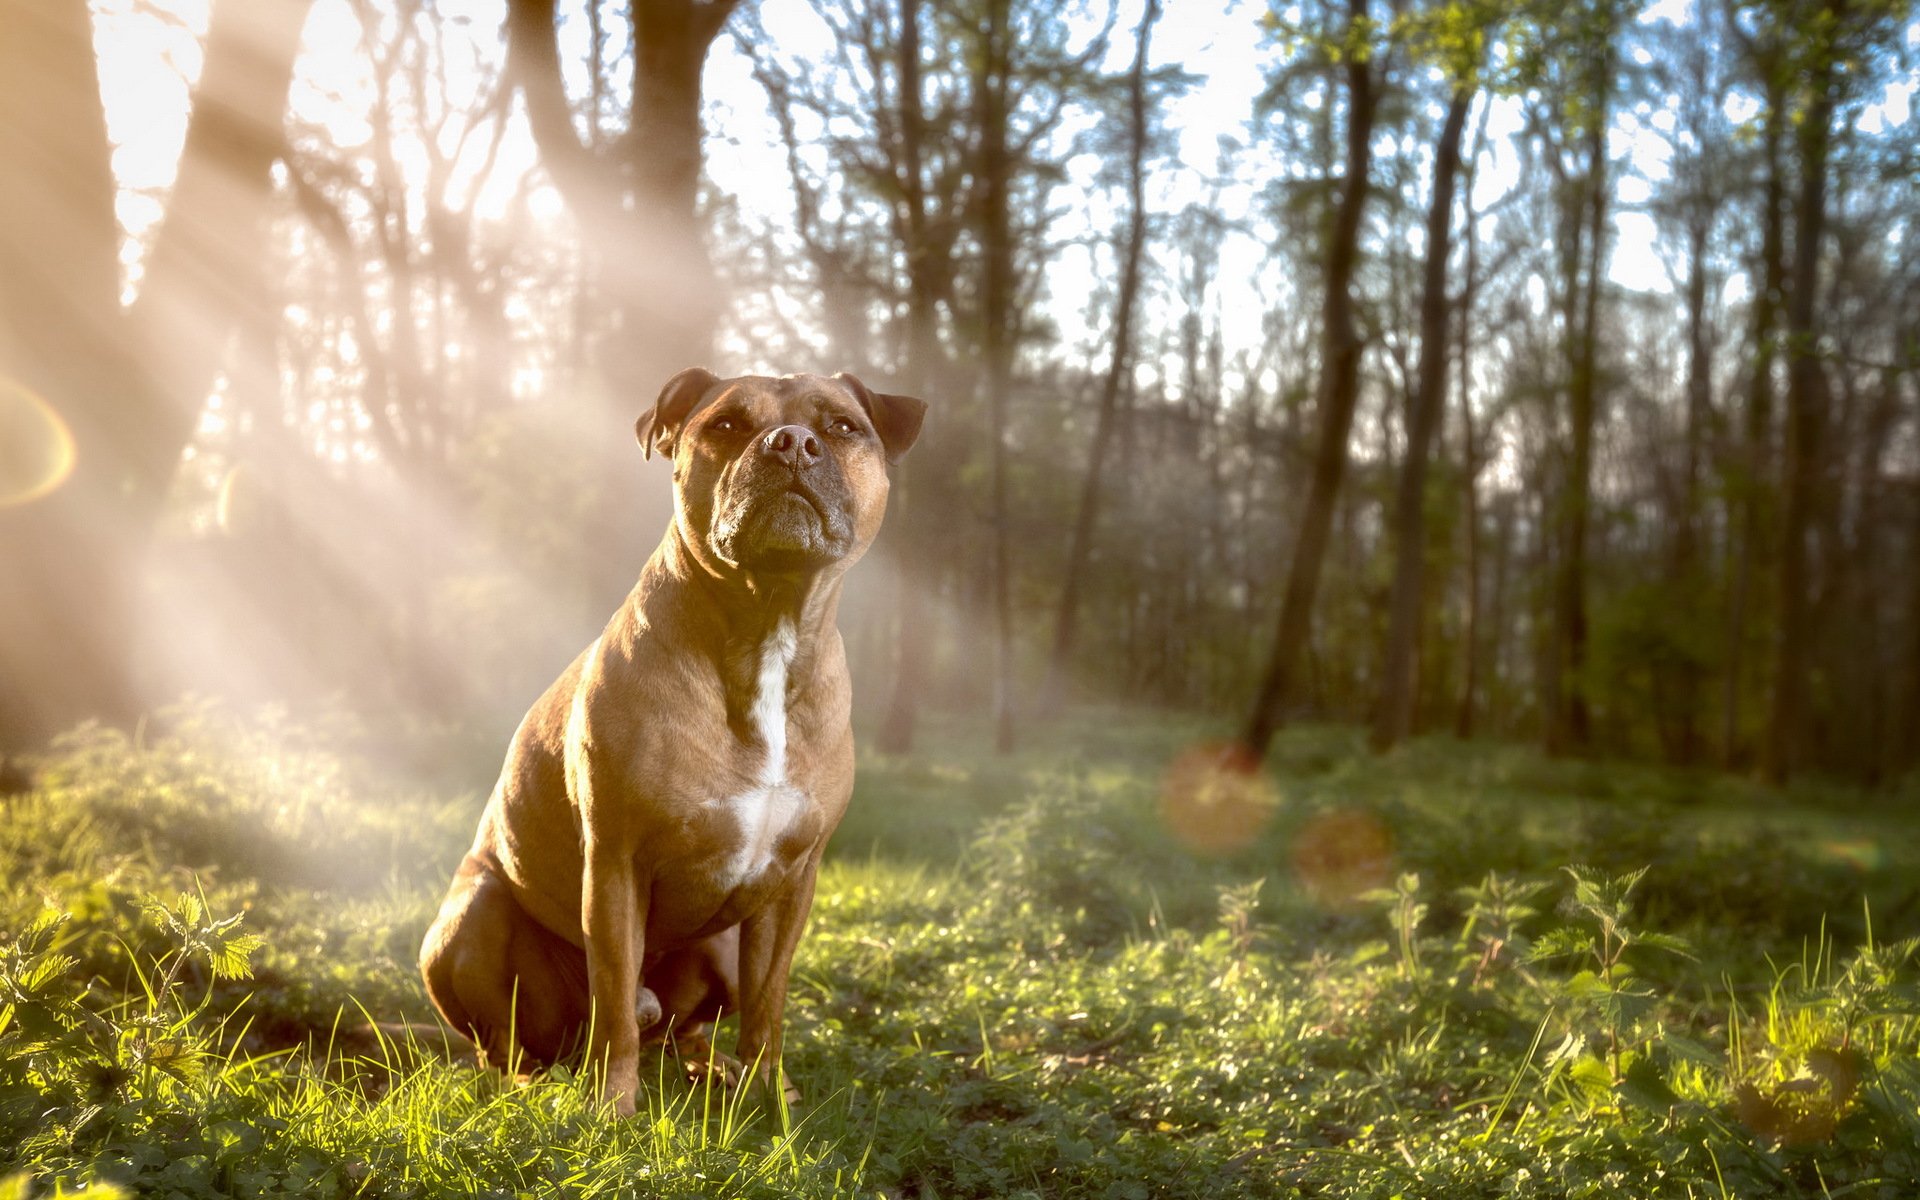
[0,378,78,506]
[1290,808,1393,907]
[1814,838,1882,872]
[1158,740,1278,855]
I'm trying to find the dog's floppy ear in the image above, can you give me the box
[832,372,927,464]
[636,367,721,461]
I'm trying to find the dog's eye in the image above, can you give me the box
[829,418,859,436]
[710,416,739,434]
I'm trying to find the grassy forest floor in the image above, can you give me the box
[3,704,1919,1198]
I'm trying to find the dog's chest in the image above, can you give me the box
[710,621,811,891]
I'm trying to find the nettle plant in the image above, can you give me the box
[1358,869,1556,994]
[0,890,264,1147]
[1526,866,1695,1097]
[1456,872,1551,988]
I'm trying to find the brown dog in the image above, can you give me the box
[419,368,924,1114]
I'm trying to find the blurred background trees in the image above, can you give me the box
[1,0,1916,784]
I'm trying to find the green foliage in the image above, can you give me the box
[0,893,271,1179]
[13,701,470,896]
[1526,866,1692,1087]
[3,711,1918,1196]
[1360,871,1428,987]
[1456,871,1550,985]
[1391,0,1506,88]
[965,770,1132,944]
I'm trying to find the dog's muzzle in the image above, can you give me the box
[710,430,856,569]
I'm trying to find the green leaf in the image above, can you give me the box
[1528,927,1591,962]
[1617,1055,1679,1112]
[207,932,265,981]
[1658,1031,1720,1068]
[1564,969,1613,999]
[1633,932,1694,960]
[1570,1054,1615,1102]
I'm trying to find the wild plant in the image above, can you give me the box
[1,890,264,1154]
[1527,866,1692,1082]
[1729,912,1920,1146]
[1212,878,1266,988]
[1360,872,1428,990]
[1455,872,1549,987]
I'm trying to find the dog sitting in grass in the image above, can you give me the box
[419,368,924,1112]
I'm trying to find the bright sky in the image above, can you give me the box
[90,0,1917,385]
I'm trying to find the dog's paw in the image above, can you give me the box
[683,1052,801,1107]
[682,1046,746,1086]
[606,1086,637,1119]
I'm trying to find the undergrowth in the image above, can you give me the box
[1,705,1917,1197]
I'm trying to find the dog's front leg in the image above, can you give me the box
[583,841,656,1116]
[735,847,823,1099]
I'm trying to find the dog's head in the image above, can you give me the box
[637,369,926,575]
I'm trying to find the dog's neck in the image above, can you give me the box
[633,523,845,726]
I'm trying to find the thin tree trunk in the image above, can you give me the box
[875,0,943,755]
[1542,149,1584,754]
[1907,482,1920,776]
[1723,96,1786,765]
[978,0,1018,753]
[1849,382,1898,782]
[1671,215,1712,766]
[1552,66,1610,755]
[1373,85,1472,751]
[1763,45,1838,785]
[1242,0,1378,755]
[1455,367,1482,740]
[1454,98,1491,740]
[1043,0,1159,711]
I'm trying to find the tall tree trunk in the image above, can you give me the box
[1763,45,1838,785]
[1723,94,1786,765]
[1043,0,1159,712]
[1541,156,1585,752]
[506,0,731,386]
[1373,84,1472,751]
[1847,382,1899,782]
[1552,66,1610,755]
[0,0,312,748]
[1907,483,1920,776]
[1454,98,1491,740]
[505,0,736,609]
[0,0,140,748]
[1455,339,1482,741]
[978,0,1018,753]
[1670,214,1712,765]
[1242,0,1378,755]
[876,0,944,755]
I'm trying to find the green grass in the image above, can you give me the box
[3,702,1919,1197]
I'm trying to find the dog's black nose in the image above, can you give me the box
[760,425,822,468]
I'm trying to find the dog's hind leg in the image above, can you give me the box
[420,853,589,1075]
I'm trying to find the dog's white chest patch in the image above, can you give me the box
[717,621,804,889]
[748,620,797,787]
